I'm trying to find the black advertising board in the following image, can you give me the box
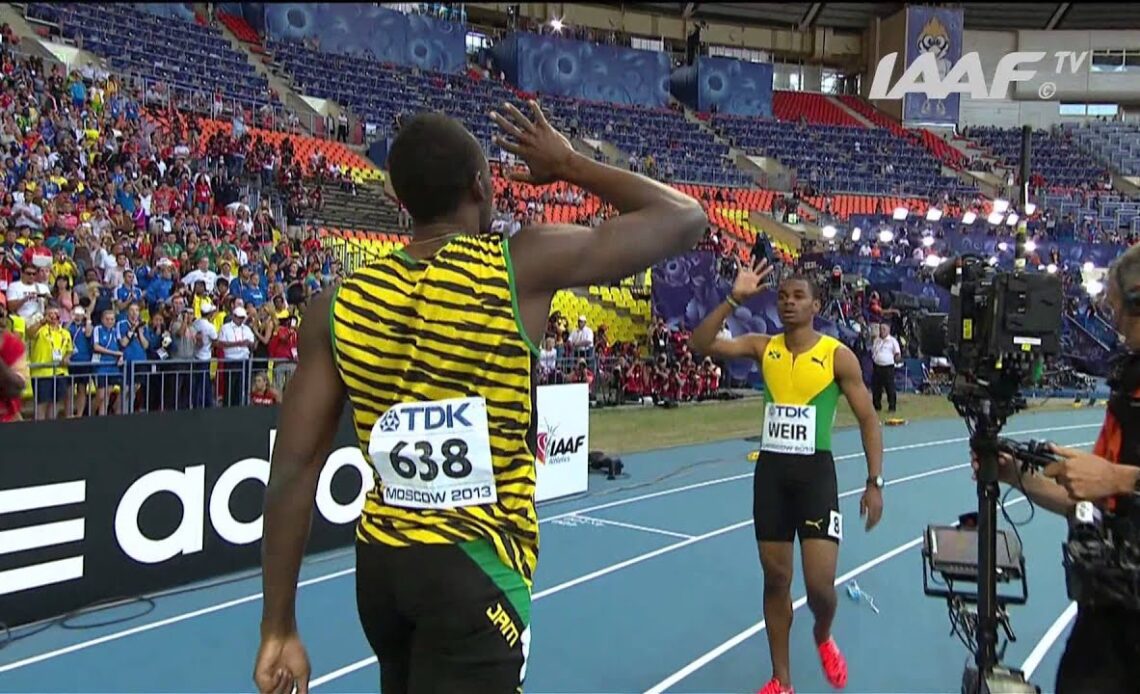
[0,407,367,627]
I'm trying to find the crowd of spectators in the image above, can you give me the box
[0,42,350,423]
[535,311,726,407]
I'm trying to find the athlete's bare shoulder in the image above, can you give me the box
[832,342,863,383]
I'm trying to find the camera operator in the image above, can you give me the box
[973,244,1140,693]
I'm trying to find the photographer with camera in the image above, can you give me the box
[972,243,1140,693]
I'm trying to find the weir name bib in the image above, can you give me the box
[761,403,817,455]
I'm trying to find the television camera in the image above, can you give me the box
[917,252,1064,694]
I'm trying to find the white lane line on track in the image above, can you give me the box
[1020,601,1078,680]
[309,443,1095,690]
[568,515,696,540]
[0,425,1098,677]
[642,497,1032,694]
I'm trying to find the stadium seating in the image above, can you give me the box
[967,126,1106,188]
[268,39,519,153]
[1068,121,1140,177]
[216,10,261,45]
[838,95,968,170]
[27,3,278,117]
[539,96,750,186]
[773,91,861,127]
[712,115,971,197]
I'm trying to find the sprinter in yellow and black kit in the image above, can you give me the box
[690,259,885,694]
[252,102,708,694]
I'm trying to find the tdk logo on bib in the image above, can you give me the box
[761,403,817,456]
[770,405,810,418]
[379,403,472,433]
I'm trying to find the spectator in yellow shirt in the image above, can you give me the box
[28,306,73,420]
[52,248,78,286]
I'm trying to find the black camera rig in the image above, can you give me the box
[918,251,1064,694]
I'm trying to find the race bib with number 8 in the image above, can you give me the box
[828,510,843,541]
[368,396,497,510]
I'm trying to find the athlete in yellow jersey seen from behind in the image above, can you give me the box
[252,102,707,694]
[690,259,885,694]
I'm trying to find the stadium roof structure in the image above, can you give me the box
[630,3,1140,31]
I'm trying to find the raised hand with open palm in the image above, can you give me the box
[730,257,775,304]
[490,100,576,186]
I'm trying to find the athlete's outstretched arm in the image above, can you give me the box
[494,102,707,293]
[834,345,884,530]
[255,292,345,694]
[689,258,773,360]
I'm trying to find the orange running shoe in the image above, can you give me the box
[757,677,795,694]
[817,637,848,689]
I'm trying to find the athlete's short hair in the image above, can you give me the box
[780,274,820,300]
[388,112,486,224]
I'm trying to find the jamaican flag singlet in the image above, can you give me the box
[760,333,842,455]
[329,233,541,585]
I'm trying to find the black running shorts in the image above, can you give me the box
[354,539,531,694]
[752,451,842,544]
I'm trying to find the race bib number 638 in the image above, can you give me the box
[367,397,498,510]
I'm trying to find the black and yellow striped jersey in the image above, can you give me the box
[329,233,541,585]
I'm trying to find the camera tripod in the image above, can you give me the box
[954,388,1037,694]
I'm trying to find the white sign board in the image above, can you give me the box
[534,383,590,502]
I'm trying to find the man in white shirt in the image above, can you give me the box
[567,315,594,357]
[217,306,257,406]
[217,307,256,361]
[6,264,49,322]
[182,257,218,293]
[191,302,219,408]
[870,323,901,413]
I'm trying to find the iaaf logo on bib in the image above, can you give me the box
[868,50,1089,101]
[536,421,585,465]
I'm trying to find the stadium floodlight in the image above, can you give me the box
[993,199,1010,214]
[892,207,909,221]
[922,235,935,247]
[1086,279,1105,297]
[879,229,895,243]
[1046,263,1058,274]
[962,211,977,225]
[1005,213,1019,226]
[1024,202,1037,216]
[851,227,862,241]
[822,225,837,239]
[926,207,943,221]
[987,211,1004,225]
[998,242,1009,252]
[1024,240,1037,253]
